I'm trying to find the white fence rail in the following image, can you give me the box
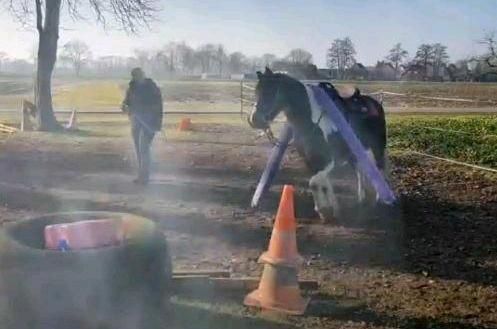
[408,151,497,174]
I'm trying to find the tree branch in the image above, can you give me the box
[35,0,43,33]
[64,0,85,21]
[87,0,160,34]
[485,57,497,68]
[479,33,497,68]
[3,0,34,28]
[4,0,160,34]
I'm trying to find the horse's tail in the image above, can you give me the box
[359,94,387,169]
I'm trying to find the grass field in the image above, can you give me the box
[0,78,495,169]
[0,78,497,167]
[2,78,497,111]
[388,115,497,168]
[0,79,241,111]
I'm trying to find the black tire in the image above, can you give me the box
[0,211,172,329]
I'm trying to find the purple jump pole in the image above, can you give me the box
[251,124,293,208]
[310,85,396,205]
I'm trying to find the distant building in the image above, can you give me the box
[368,61,397,81]
[446,62,471,81]
[230,74,245,80]
[401,63,428,81]
[478,72,497,82]
[317,68,332,80]
[200,73,223,80]
[346,63,369,80]
[401,61,450,81]
[469,59,497,82]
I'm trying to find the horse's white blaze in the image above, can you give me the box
[304,85,337,140]
[309,161,340,219]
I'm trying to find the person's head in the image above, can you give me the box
[131,67,146,83]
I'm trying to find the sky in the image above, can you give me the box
[0,0,496,67]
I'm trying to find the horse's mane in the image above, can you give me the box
[272,73,302,86]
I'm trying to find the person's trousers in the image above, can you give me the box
[131,118,155,182]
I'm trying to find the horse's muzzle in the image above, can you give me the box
[247,108,269,130]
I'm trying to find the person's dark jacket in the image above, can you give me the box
[122,78,163,132]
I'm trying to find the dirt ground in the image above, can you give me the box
[0,119,496,329]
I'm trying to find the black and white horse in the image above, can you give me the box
[248,68,388,221]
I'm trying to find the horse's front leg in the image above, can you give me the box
[309,161,341,223]
[356,169,366,203]
[355,148,380,205]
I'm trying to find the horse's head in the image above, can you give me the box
[248,67,283,130]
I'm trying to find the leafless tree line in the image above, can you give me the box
[325,36,497,82]
[0,39,314,79]
[64,42,313,78]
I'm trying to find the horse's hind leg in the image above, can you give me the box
[356,149,380,205]
[356,169,366,203]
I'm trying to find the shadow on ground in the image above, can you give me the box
[171,289,491,329]
[3,175,497,287]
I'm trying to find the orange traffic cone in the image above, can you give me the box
[244,263,309,315]
[259,185,302,267]
[178,118,192,131]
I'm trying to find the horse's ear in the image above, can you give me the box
[264,66,273,75]
[256,71,263,79]
[354,88,361,96]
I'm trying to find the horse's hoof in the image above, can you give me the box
[316,207,341,225]
[320,216,338,225]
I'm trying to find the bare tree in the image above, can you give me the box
[414,44,435,78]
[247,56,263,73]
[181,46,196,75]
[0,52,7,72]
[385,43,408,76]
[196,44,216,73]
[133,49,153,71]
[3,0,160,131]
[327,37,356,79]
[162,42,178,74]
[175,42,195,74]
[432,43,449,79]
[479,32,497,68]
[228,52,246,74]
[60,40,91,77]
[447,59,472,82]
[214,44,227,76]
[261,53,277,67]
[285,48,313,64]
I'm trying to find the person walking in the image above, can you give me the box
[121,68,163,185]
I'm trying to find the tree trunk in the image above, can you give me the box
[35,0,62,131]
[75,62,81,77]
[423,58,429,80]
